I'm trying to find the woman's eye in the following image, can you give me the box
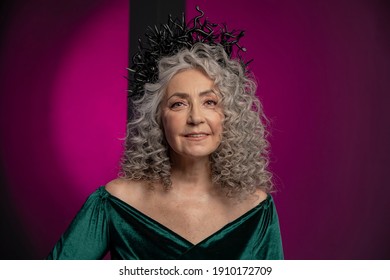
[205,100,217,106]
[170,102,185,109]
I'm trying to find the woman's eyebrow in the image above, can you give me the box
[167,92,189,100]
[167,89,217,101]
[199,89,218,97]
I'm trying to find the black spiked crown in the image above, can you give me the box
[127,6,251,100]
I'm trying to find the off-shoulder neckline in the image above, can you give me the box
[98,186,272,246]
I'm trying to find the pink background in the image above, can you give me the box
[0,0,389,259]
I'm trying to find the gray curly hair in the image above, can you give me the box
[120,43,272,199]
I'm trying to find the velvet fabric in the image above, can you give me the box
[47,186,283,260]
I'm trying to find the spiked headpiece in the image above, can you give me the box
[128,6,251,99]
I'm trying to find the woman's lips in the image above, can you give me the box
[184,133,209,140]
[185,133,208,137]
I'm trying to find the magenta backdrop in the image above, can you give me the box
[186,0,390,259]
[1,0,389,259]
[0,0,128,258]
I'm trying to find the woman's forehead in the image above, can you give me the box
[165,69,214,94]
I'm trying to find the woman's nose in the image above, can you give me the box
[187,104,205,125]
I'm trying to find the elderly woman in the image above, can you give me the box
[47,10,283,260]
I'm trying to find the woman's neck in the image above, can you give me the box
[169,155,215,194]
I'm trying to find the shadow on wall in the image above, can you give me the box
[0,163,35,259]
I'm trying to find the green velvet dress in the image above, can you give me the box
[47,186,283,260]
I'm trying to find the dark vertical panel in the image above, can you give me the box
[0,0,36,260]
[128,0,185,118]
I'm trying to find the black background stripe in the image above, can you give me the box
[128,0,185,118]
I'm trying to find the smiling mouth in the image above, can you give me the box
[184,133,209,138]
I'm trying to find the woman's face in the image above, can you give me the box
[161,68,224,162]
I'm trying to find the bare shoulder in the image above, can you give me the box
[254,188,268,203]
[105,178,145,202]
[105,178,129,195]
[105,179,160,212]
[246,188,268,208]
